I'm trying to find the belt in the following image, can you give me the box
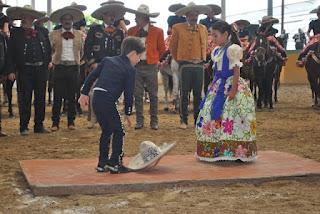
[59,61,77,66]
[139,60,147,65]
[25,62,43,66]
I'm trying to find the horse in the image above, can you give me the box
[252,34,278,110]
[305,42,320,107]
[159,64,173,111]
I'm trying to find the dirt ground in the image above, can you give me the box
[0,84,319,214]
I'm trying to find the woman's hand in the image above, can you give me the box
[228,89,237,100]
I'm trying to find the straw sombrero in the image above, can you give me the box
[69,2,87,11]
[175,2,211,17]
[206,4,222,15]
[168,3,185,13]
[235,19,250,27]
[128,141,176,171]
[0,0,10,8]
[91,2,126,20]
[6,5,45,20]
[50,7,84,23]
[126,4,160,18]
[259,16,279,25]
[310,6,320,13]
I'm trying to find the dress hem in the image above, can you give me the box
[195,153,257,162]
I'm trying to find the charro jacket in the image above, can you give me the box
[49,28,84,65]
[170,23,208,62]
[128,24,166,65]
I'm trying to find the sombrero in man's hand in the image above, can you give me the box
[128,141,176,171]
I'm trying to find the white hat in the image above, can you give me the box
[50,7,84,23]
[91,2,126,20]
[175,2,211,17]
[126,4,160,18]
[128,141,176,171]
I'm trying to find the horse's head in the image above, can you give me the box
[254,34,270,66]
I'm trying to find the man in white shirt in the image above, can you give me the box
[49,7,84,131]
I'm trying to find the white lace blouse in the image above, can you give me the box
[211,44,243,71]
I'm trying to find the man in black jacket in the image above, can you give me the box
[84,2,126,70]
[6,5,51,135]
[0,0,10,137]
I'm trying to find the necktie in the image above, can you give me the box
[137,28,148,37]
[24,28,37,39]
[61,31,75,40]
[105,26,115,34]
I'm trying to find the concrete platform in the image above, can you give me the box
[20,151,320,196]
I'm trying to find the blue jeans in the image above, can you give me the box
[92,90,125,166]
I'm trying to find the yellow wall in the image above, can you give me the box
[280,52,308,84]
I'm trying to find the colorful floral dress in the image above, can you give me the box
[195,44,257,162]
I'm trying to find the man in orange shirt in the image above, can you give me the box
[128,5,165,130]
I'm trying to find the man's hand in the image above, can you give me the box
[124,115,132,127]
[89,63,98,72]
[48,62,53,70]
[78,94,89,107]
[8,73,15,81]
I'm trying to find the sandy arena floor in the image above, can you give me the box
[0,84,319,213]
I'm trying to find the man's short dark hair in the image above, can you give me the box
[121,36,145,55]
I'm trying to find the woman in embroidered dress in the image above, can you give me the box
[195,21,257,162]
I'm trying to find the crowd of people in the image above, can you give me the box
[0,1,319,172]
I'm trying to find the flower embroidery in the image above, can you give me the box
[237,84,244,92]
[222,118,234,135]
[202,121,214,136]
[215,119,222,129]
[235,145,248,158]
[250,120,257,135]
[197,117,204,128]
[213,147,220,157]
[235,116,249,131]
[223,149,233,157]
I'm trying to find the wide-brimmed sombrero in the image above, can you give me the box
[206,4,222,15]
[0,0,10,8]
[126,4,160,18]
[168,3,185,13]
[100,0,124,6]
[91,2,126,20]
[235,19,250,27]
[175,2,211,17]
[128,141,176,171]
[69,2,87,11]
[6,5,45,20]
[259,16,279,25]
[34,14,49,24]
[50,7,84,23]
[310,6,320,13]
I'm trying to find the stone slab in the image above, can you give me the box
[20,151,320,196]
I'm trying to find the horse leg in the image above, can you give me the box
[256,79,263,109]
[161,71,169,111]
